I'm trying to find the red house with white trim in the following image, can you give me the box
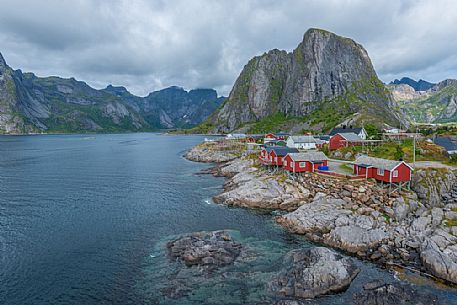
[265,133,290,141]
[283,151,329,173]
[259,146,298,166]
[329,132,364,150]
[352,155,412,183]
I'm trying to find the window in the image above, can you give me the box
[299,161,306,167]
[377,168,384,176]
[393,170,398,178]
[284,161,288,166]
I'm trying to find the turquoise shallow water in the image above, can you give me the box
[0,133,455,305]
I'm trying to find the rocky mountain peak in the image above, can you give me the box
[0,52,7,71]
[207,28,401,133]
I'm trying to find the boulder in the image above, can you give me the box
[327,225,388,254]
[421,237,457,284]
[167,230,242,270]
[269,247,359,299]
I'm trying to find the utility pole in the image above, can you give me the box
[413,125,417,168]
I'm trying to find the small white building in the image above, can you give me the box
[286,135,325,150]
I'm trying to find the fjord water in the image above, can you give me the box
[0,134,455,305]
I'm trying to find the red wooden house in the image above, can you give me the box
[353,155,412,183]
[265,133,290,141]
[259,146,298,166]
[283,152,329,173]
[329,132,364,150]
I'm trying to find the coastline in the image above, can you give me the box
[185,141,457,287]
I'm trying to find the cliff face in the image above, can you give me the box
[209,28,402,133]
[0,53,223,134]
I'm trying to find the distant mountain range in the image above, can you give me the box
[389,77,435,92]
[388,78,457,123]
[0,52,224,134]
[199,28,404,134]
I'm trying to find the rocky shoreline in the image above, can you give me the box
[183,141,457,301]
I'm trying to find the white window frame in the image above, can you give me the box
[377,168,384,176]
[284,160,288,166]
[299,161,306,167]
[392,170,398,178]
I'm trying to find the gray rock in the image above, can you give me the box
[431,208,444,227]
[421,237,457,284]
[269,247,360,299]
[167,230,242,270]
[327,225,388,254]
[393,200,409,221]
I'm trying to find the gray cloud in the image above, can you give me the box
[1,0,457,96]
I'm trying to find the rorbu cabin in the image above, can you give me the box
[265,132,290,142]
[352,155,412,184]
[246,135,264,143]
[260,146,298,166]
[283,151,329,173]
[329,132,364,150]
[269,147,299,166]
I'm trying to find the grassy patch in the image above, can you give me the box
[339,163,353,174]
[332,139,448,162]
[445,218,457,227]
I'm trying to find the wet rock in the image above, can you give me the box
[351,280,445,305]
[167,230,242,270]
[421,234,457,284]
[269,247,359,299]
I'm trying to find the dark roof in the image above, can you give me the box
[273,132,290,137]
[337,132,364,142]
[264,140,287,146]
[287,152,328,161]
[433,137,457,152]
[314,135,330,141]
[248,135,264,139]
[268,147,299,156]
[329,128,364,136]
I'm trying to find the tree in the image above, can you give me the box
[365,124,381,140]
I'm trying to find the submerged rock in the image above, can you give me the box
[167,230,242,270]
[269,247,360,299]
[351,280,446,305]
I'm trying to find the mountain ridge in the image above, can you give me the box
[389,78,457,123]
[0,53,224,134]
[389,77,435,91]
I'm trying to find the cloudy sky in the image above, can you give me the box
[1,0,457,96]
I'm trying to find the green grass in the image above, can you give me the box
[247,113,300,133]
[333,139,447,162]
[445,218,457,227]
[339,163,353,174]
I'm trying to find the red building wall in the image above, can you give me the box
[329,134,346,150]
[354,163,411,182]
[329,134,361,151]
